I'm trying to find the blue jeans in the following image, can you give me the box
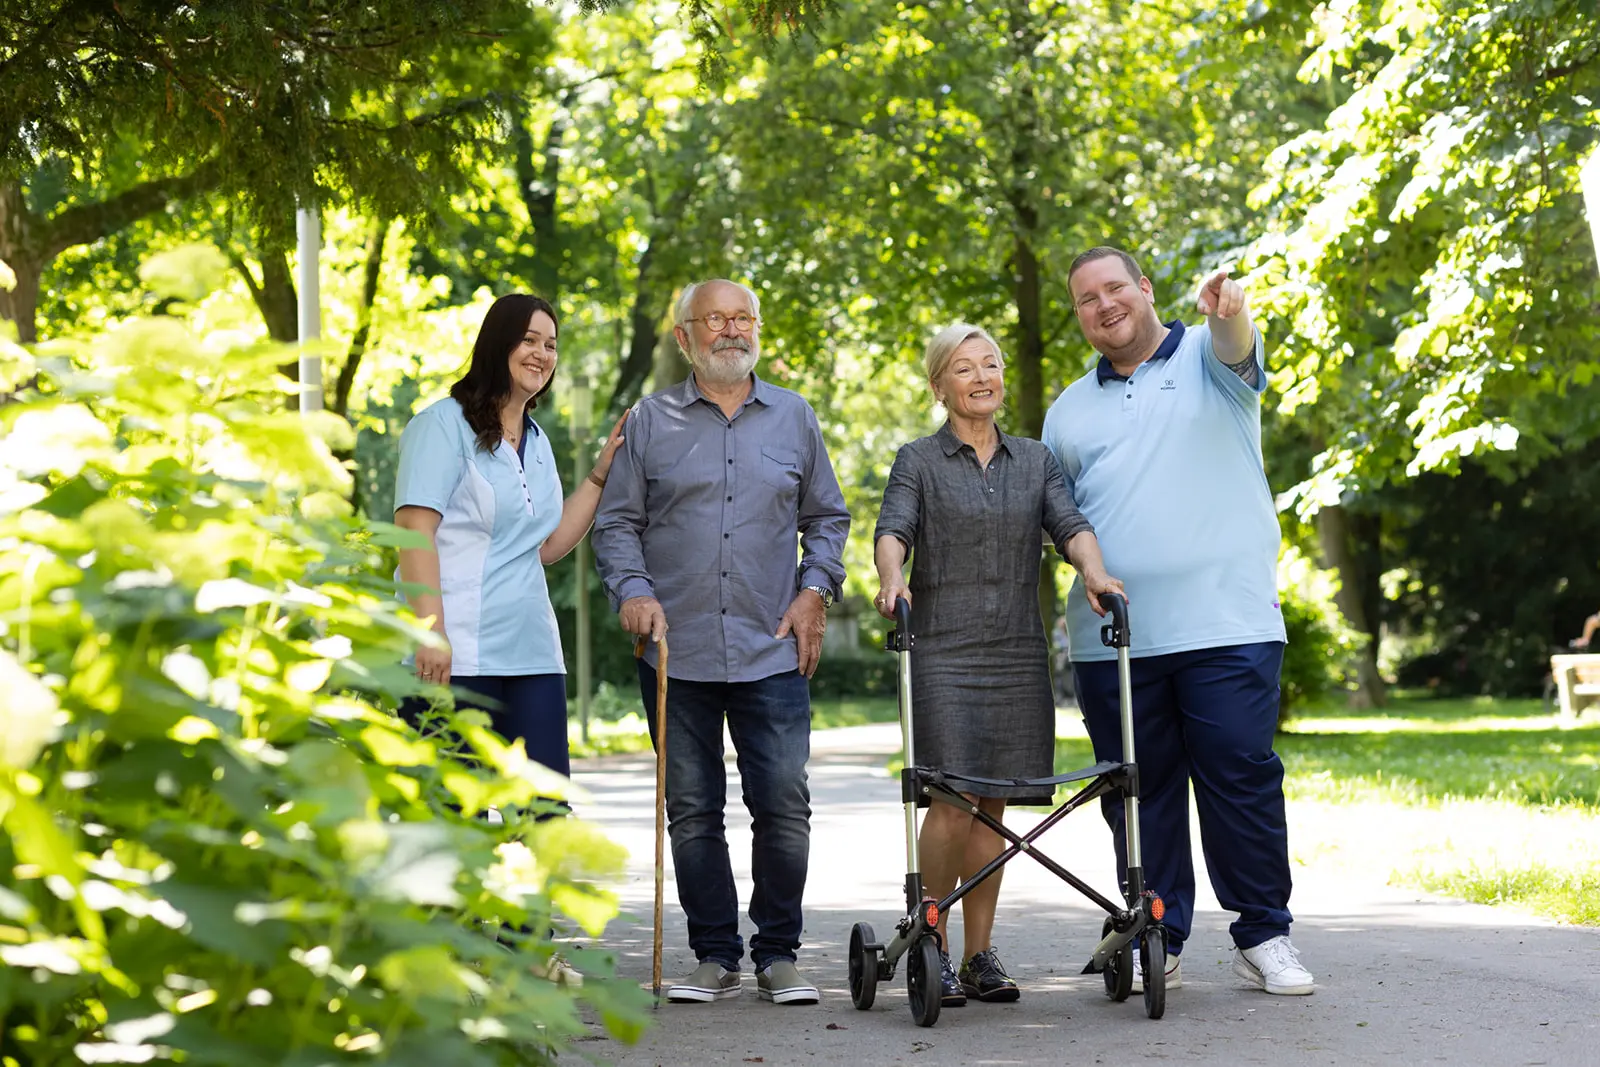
[638,663,812,972]
[1073,642,1292,954]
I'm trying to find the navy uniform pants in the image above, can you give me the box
[1072,641,1292,955]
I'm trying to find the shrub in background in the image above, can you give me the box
[1276,548,1365,723]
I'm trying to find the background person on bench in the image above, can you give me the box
[1571,610,1599,649]
[873,321,1123,1007]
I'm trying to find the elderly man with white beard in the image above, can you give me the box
[592,279,850,1006]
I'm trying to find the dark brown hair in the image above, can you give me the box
[1067,246,1145,292]
[450,294,558,454]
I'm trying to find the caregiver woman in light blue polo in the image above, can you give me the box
[393,293,625,778]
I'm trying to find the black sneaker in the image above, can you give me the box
[959,948,1021,1002]
[938,950,967,1006]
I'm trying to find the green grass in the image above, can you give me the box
[1279,696,1600,809]
[1408,863,1600,925]
[1050,695,1600,924]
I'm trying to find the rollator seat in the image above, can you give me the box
[914,760,1124,793]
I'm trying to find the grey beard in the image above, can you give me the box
[692,343,759,385]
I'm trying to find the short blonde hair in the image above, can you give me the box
[924,322,1004,386]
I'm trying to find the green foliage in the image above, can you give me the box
[1383,441,1600,696]
[574,0,838,83]
[1278,587,1352,720]
[1250,0,1600,510]
[807,652,896,702]
[0,277,647,1062]
[0,2,555,230]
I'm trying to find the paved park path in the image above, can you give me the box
[570,723,1600,1067]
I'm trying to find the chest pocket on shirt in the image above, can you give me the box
[761,446,802,498]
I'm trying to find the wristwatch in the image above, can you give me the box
[803,584,835,609]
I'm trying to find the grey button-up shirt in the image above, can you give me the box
[592,374,850,683]
[874,422,1094,632]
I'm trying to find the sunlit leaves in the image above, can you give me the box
[0,264,647,1061]
[1251,0,1600,505]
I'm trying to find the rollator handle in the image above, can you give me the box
[885,596,914,652]
[1099,592,1131,649]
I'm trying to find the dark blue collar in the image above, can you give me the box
[1096,320,1186,385]
[514,415,538,467]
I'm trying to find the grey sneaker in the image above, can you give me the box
[756,959,819,1005]
[667,960,741,1003]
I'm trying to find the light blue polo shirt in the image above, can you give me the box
[1042,321,1286,662]
[393,397,565,676]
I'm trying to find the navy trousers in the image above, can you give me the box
[401,672,570,782]
[1072,642,1292,954]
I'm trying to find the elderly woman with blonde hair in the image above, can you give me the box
[873,322,1124,1007]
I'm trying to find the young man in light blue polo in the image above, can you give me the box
[1041,246,1315,997]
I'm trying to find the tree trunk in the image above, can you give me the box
[256,252,299,345]
[332,216,391,418]
[1,166,217,345]
[514,100,569,305]
[0,181,41,344]
[609,230,666,414]
[0,257,41,345]
[652,295,691,390]
[1005,2,1055,633]
[229,246,300,386]
[1317,502,1387,707]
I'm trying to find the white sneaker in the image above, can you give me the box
[1233,935,1315,995]
[1130,952,1182,993]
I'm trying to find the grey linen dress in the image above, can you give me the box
[874,421,1094,803]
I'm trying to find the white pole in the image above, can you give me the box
[296,204,323,414]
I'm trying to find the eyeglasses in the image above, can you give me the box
[684,312,760,333]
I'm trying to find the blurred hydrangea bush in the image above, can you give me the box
[0,251,647,1065]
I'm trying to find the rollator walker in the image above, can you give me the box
[847,591,1167,1026]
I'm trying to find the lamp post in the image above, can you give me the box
[571,371,594,744]
[295,203,322,414]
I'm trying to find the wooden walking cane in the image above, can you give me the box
[636,635,669,1006]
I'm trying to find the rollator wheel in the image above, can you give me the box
[1141,926,1167,1020]
[1101,917,1133,1002]
[849,921,878,1010]
[905,934,943,1028]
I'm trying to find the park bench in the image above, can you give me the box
[1551,654,1600,722]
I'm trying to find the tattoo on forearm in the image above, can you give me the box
[1223,354,1259,387]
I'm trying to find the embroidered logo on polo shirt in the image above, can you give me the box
[1160,378,1176,390]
